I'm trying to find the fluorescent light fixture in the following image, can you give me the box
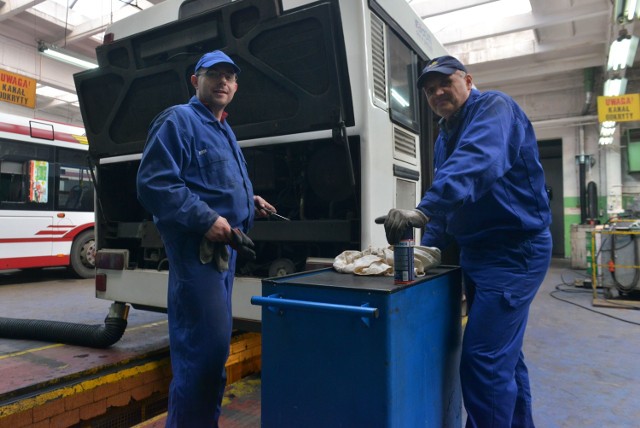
[390,89,410,107]
[599,136,614,146]
[600,124,616,137]
[38,42,97,70]
[614,0,640,22]
[627,0,640,20]
[607,33,639,71]
[604,77,628,96]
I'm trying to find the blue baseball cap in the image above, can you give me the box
[195,50,241,74]
[417,55,467,88]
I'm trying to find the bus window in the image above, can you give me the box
[388,30,419,131]
[57,148,94,212]
[0,160,26,203]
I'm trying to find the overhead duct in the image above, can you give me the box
[581,68,596,115]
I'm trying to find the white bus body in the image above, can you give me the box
[0,112,96,278]
[74,0,447,325]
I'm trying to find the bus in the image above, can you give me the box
[73,0,447,321]
[0,112,96,278]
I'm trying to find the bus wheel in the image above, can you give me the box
[70,229,96,278]
[268,258,296,277]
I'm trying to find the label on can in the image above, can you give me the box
[394,229,414,284]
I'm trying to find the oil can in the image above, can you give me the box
[394,228,414,284]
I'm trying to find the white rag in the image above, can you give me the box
[333,245,441,276]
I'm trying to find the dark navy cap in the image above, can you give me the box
[195,50,241,74]
[417,55,467,88]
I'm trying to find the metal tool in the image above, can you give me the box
[264,208,291,221]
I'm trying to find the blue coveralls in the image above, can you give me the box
[418,89,552,428]
[137,96,255,428]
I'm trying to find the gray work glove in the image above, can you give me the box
[229,228,256,261]
[199,238,230,272]
[374,209,429,245]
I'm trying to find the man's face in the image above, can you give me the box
[421,71,472,120]
[192,64,238,113]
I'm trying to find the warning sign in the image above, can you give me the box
[0,69,36,109]
[597,94,640,123]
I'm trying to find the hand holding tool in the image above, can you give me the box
[264,208,290,221]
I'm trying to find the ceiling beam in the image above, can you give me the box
[409,0,495,18]
[470,53,604,87]
[0,0,46,22]
[432,2,609,44]
[53,2,157,46]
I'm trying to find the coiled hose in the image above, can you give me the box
[610,234,640,293]
[0,302,128,348]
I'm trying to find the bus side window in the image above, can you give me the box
[59,166,94,211]
[0,161,26,203]
[57,148,94,212]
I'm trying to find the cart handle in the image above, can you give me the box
[250,294,378,326]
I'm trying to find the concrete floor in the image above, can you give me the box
[1,260,640,427]
[526,258,640,428]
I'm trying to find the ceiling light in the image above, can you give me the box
[600,124,617,137]
[38,42,97,70]
[607,31,639,71]
[615,0,640,22]
[599,136,614,146]
[604,78,628,96]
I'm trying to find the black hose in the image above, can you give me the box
[586,181,598,222]
[0,303,128,349]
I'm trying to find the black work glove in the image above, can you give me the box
[230,228,256,260]
[199,238,230,272]
[374,209,429,245]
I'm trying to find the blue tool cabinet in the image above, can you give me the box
[252,266,462,428]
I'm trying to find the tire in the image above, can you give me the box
[268,258,296,277]
[69,229,96,278]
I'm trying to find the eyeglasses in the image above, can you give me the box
[198,69,237,82]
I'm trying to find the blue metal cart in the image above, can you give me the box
[252,266,462,427]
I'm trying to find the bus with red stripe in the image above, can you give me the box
[0,112,96,278]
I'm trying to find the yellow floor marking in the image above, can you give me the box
[0,358,170,417]
[0,343,63,360]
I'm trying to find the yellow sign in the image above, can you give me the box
[0,69,37,109]
[597,94,640,123]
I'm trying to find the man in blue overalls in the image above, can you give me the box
[137,50,276,427]
[377,56,552,427]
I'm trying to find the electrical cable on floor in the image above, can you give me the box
[550,283,640,326]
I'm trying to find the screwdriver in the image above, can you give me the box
[264,208,291,221]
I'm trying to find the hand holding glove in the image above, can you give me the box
[199,239,230,272]
[230,228,256,260]
[200,228,256,272]
[374,209,429,245]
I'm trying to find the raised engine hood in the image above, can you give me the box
[74,0,353,159]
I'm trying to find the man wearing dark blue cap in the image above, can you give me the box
[377,55,551,427]
[137,50,276,427]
